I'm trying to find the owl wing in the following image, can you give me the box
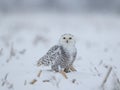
[69,48,77,67]
[73,48,77,63]
[37,45,61,66]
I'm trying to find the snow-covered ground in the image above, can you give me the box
[0,12,120,90]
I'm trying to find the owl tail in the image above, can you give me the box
[37,59,42,66]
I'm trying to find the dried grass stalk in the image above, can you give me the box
[101,66,112,87]
[30,79,37,85]
[37,70,42,77]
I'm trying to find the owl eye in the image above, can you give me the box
[69,37,72,39]
[63,37,66,39]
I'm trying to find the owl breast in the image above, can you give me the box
[63,46,76,65]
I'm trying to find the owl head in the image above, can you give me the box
[59,34,76,46]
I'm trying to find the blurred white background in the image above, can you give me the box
[0,0,120,90]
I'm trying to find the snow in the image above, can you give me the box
[0,12,120,90]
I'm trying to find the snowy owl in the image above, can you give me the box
[37,34,77,78]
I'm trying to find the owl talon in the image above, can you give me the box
[60,70,68,79]
[70,66,77,71]
[64,68,71,73]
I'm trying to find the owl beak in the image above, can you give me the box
[66,40,68,43]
